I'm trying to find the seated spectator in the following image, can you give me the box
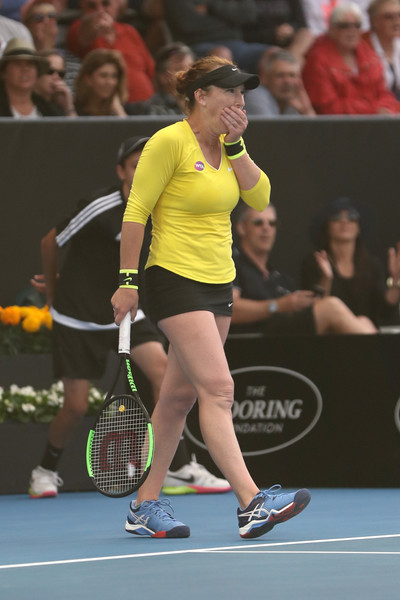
[242,0,314,64]
[302,2,400,114]
[163,0,270,74]
[21,0,58,47]
[66,0,155,102]
[231,202,378,336]
[74,47,128,115]
[364,0,400,100]
[0,36,61,116]
[21,0,81,91]
[0,0,33,52]
[300,0,370,35]
[300,196,400,327]
[245,49,315,115]
[35,48,76,113]
[127,41,195,115]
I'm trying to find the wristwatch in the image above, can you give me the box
[386,277,400,289]
[267,300,279,313]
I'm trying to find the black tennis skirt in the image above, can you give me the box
[144,266,233,323]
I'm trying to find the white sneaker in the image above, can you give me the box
[29,466,63,498]
[162,455,232,495]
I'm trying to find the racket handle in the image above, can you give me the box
[119,313,131,354]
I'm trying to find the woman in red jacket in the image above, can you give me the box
[302,2,400,114]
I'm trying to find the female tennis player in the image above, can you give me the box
[111,56,311,539]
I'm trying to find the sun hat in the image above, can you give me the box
[0,38,49,73]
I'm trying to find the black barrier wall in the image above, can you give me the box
[1,333,399,492]
[1,116,400,305]
[186,333,400,488]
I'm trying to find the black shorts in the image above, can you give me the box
[52,317,165,380]
[145,266,233,323]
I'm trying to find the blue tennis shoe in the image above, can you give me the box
[125,499,190,538]
[238,485,311,539]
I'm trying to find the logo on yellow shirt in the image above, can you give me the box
[194,161,205,171]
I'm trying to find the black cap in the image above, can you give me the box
[117,136,150,165]
[186,65,259,99]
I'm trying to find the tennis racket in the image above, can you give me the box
[86,313,154,498]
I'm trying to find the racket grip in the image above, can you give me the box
[119,313,131,354]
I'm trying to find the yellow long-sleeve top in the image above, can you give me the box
[124,119,271,284]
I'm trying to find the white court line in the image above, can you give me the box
[210,551,400,556]
[1,533,399,570]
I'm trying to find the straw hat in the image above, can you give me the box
[0,38,49,73]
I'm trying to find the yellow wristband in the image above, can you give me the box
[119,269,138,289]
[228,148,246,160]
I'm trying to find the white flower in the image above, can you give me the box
[52,381,64,393]
[47,392,63,407]
[0,380,104,422]
[18,386,36,397]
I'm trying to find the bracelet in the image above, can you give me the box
[224,137,245,159]
[386,277,400,289]
[119,269,139,289]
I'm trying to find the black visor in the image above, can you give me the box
[186,65,259,99]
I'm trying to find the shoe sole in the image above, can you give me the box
[162,485,232,495]
[125,519,190,538]
[29,489,58,499]
[240,489,311,539]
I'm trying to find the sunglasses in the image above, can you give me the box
[46,69,65,79]
[335,22,362,29]
[47,68,66,78]
[251,218,278,227]
[329,209,360,222]
[29,12,57,22]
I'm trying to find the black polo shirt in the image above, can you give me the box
[231,246,315,336]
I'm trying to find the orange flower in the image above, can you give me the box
[1,306,21,326]
[21,314,42,333]
[41,309,53,330]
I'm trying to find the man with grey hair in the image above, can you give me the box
[245,49,315,116]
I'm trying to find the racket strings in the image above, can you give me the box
[90,396,150,495]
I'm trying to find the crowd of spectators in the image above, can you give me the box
[1,0,400,117]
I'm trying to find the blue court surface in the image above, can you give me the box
[1,488,399,600]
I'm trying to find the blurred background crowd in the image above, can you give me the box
[1,0,400,118]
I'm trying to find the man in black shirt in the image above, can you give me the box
[231,202,378,335]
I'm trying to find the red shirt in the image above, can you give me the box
[302,34,399,114]
[67,20,155,102]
